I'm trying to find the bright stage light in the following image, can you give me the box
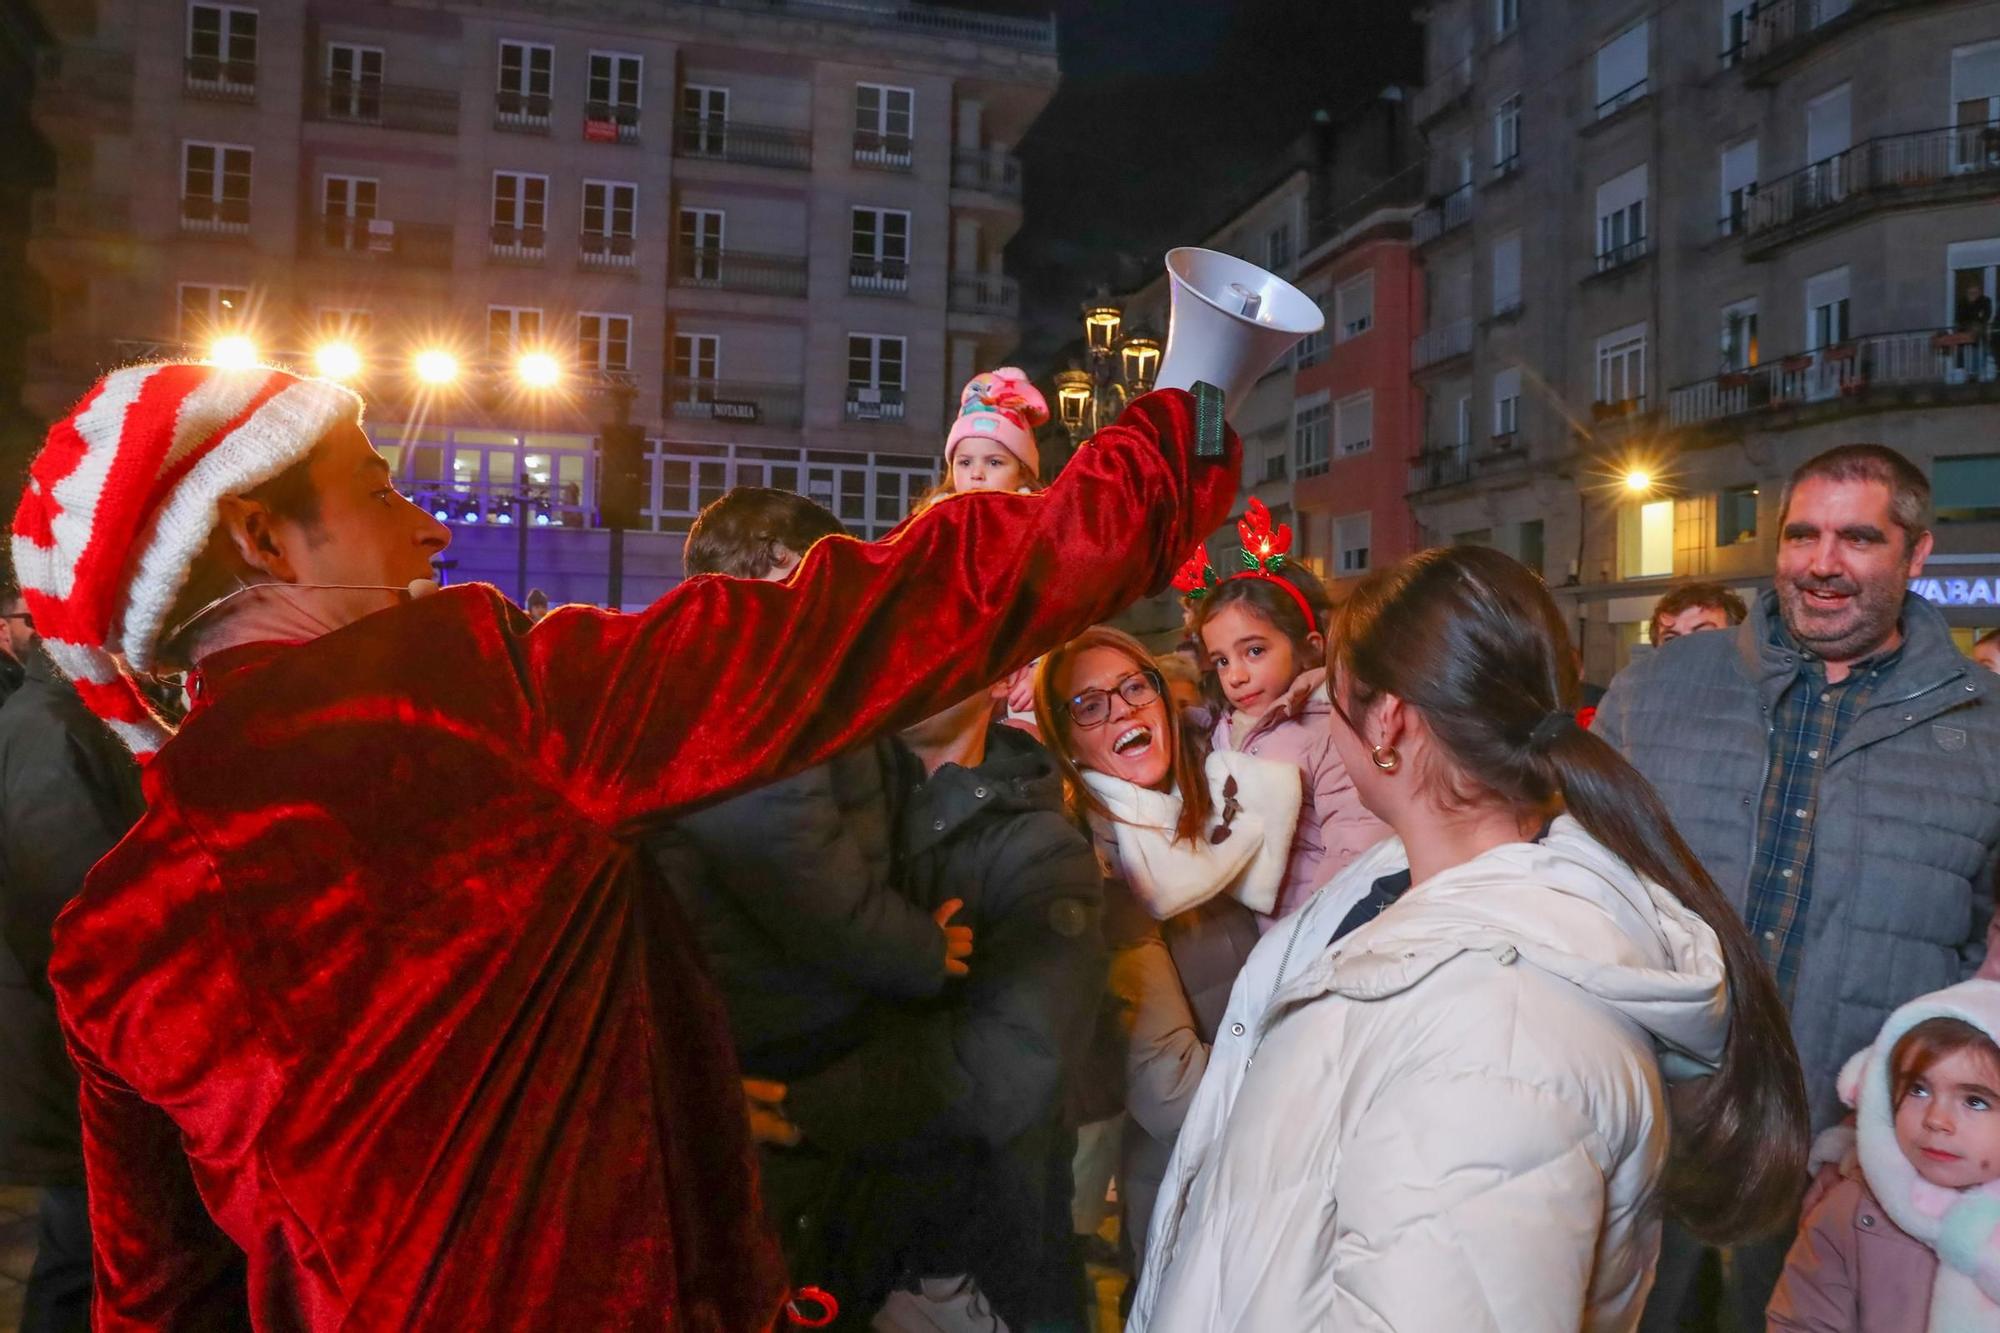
[314,342,362,381]
[207,335,259,370]
[516,352,561,389]
[414,350,459,386]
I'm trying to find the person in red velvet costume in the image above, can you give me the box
[8,361,1238,1332]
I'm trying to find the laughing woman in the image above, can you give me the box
[1129,547,1809,1331]
[1034,626,1304,1263]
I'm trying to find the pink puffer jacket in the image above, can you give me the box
[1207,668,1389,923]
[1769,1176,1939,1332]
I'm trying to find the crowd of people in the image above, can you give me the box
[4,357,2000,1333]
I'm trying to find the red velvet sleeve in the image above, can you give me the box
[526,389,1239,828]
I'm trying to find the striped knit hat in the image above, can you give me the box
[11,362,362,757]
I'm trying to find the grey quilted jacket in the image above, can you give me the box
[1593,590,2000,1131]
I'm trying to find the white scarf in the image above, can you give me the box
[1082,750,1301,919]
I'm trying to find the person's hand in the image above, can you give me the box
[1006,667,1037,718]
[744,1079,800,1147]
[935,898,974,977]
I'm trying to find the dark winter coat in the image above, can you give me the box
[0,651,143,1186]
[649,738,947,1080]
[768,725,1107,1327]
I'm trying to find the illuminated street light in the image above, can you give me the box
[314,342,363,381]
[516,351,562,390]
[207,335,259,370]
[414,349,459,386]
[1623,469,1654,493]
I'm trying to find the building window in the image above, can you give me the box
[1455,395,1472,447]
[581,180,637,260]
[188,4,258,89]
[1719,139,1759,236]
[1805,267,1851,349]
[1722,0,1754,65]
[1806,84,1853,209]
[681,85,728,155]
[1294,396,1330,477]
[1295,298,1330,367]
[855,83,914,166]
[1495,0,1520,38]
[1335,392,1374,456]
[587,51,642,120]
[1263,450,1289,484]
[850,208,912,293]
[1336,512,1372,575]
[1950,238,2000,330]
[1493,93,1522,175]
[487,306,543,357]
[1952,42,2000,168]
[1266,222,1294,273]
[1594,164,1648,270]
[320,174,377,250]
[1518,519,1545,574]
[1594,22,1649,118]
[1620,497,1675,578]
[1335,273,1374,341]
[672,333,720,403]
[1721,298,1760,371]
[1595,322,1647,407]
[578,313,632,373]
[1492,366,1522,436]
[1492,230,1522,316]
[846,335,907,419]
[326,44,383,120]
[491,172,548,253]
[177,283,248,341]
[180,141,252,232]
[1936,454,2000,522]
[497,40,554,122]
[1717,484,1760,545]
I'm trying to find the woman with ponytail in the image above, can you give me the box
[1130,545,1808,1332]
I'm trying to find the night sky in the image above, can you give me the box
[979,0,1423,367]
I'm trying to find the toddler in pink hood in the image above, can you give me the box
[1178,501,1387,925]
[1770,979,2000,1332]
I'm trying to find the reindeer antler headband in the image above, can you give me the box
[1170,498,1317,628]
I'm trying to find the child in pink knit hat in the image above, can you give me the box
[942,367,1050,496]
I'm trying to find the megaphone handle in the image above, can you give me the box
[1192,381,1226,459]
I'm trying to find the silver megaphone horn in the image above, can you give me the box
[1153,247,1325,435]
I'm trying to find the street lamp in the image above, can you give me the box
[1120,332,1162,393]
[1056,289,1168,451]
[1054,369,1094,433]
[1084,302,1124,356]
[516,351,562,390]
[207,335,259,370]
[414,349,460,386]
[1622,468,1654,494]
[314,341,363,381]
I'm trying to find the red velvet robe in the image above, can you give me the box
[47,392,1237,1331]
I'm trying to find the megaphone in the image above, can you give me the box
[1153,247,1324,423]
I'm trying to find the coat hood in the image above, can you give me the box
[1273,815,1731,1078]
[902,723,1066,854]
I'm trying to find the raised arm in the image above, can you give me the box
[523,390,1239,827]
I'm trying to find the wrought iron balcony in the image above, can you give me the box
[666,379,805,429]
[1413,182,1474,246]
[582,102,641,144]
[672,118,812,170]
[948,273,1020,317]
[179,195,251,236]
[849,255,911,296]
[1591,234,1653,277]
[184,55,255,101]
[1669,328,2000,428]
[1594,77,1648,121]
[853,130,914,171]
[1745,125,2000,256]
[311,216,454,267]
[494,91,551,134]
[1741,0,1946,79]
[579,233,639,271]
[488,224,546,263]
[1410,443,1474,493]
[671,248,808,297]
[951,147,1023,197]
[308,79,459,135]
[844,386,908,422]
[1412,317,1474,372]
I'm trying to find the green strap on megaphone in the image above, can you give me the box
[1192,381,1225,459]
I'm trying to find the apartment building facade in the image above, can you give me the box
[25,0,1055,605]
[1409,0,2000,679]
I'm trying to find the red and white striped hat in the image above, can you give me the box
[11,362,362,757]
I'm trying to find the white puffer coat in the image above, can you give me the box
[1129,817,1732,1332]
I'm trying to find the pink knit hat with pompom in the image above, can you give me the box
[944,367,1049,479]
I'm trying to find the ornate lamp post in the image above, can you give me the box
[1055,292,1163,451]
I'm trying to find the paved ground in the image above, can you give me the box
[0,1186,35,1333]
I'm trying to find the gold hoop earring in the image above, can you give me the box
[1370,744,1400,772]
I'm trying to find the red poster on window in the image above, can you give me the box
[583,119,618,142]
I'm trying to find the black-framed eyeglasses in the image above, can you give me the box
[0,612,30,629]
[1064,668,1163,729]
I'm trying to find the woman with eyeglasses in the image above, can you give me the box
[1128,546,1809,1332]
[1032,625,1306,1268]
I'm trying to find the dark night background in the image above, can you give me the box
[978,0,1422,366]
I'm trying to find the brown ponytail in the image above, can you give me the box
[1332,545,1808,1243]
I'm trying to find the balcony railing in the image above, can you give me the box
[1669,327,2000,427]
[31,190,131,237]
[1410,443,1474,492]
[666,379,805,429]
[308,79,459,134]
[853,131,914,171]
[948,272,1020,317]
[1413,56,1473,125]
[1594,77,1648,120]
[1592,234,1653,275]
[312,216,454,267]
[951,147,1023,197]
[1747,125,2000,253]
[687,0,1056,51]
[488,223,546,262]
[1412,317,1474,371]
[673,117,813,169]
[845,387,908,422]
[583,102,641,143]
[1739,0,1941,75]
[579,233,638,271]
[494,91,552,133]
[671,247,808,297]
[849,255,910,295]
[1413,182,1474,245]
[1491,286,1524,320]
[184,55,255,101]
[1492,153,1522,182]
[179,196,251,236]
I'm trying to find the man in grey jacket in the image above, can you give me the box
[1593,444,2000,1331]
